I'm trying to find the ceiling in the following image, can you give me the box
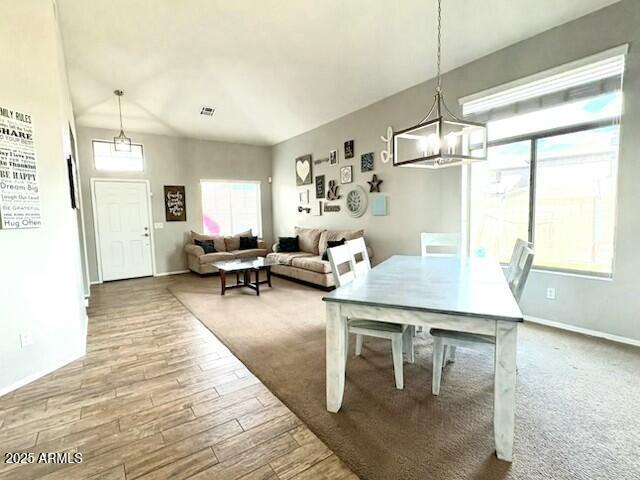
[56,0,620,146]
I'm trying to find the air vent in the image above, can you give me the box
[200,106,216,117]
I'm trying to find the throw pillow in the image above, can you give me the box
[239,236,259,250]
[194,239,216,254]
[278,236,299,252]
[322,238,346,261]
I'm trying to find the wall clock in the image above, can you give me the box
[345,185,368,218]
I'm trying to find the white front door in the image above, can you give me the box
[93,180,153,281]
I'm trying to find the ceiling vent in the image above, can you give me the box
[200,106,216,117]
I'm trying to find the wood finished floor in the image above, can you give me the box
[0,276,358,480]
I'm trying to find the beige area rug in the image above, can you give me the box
[168,273,640,480]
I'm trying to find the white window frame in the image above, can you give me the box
[199,179,263,237]
[92,139,145,172]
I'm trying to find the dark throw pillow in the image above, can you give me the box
[239,236,259,250]
[278,236,299,253]
[322,238,346,261]
[194,239,216,254]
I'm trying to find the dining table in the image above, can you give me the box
[322,255,523,462]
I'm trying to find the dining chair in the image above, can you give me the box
[420,232,460,257]
[505,238,531,287]
[429,243,535,395]
[327,242,414,389]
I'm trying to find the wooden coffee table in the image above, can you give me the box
[211,257,276,296]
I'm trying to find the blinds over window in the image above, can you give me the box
[461,47,627,123]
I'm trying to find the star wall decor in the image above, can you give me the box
[367,174,383,193]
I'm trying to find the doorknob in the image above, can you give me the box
[142,233,149,237]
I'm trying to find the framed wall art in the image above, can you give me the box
[361,152,374,172]
[315,174,325,199]
[295,154,313,186]
[164,185,186,221]
[340,165,353,184]
[329,149,338,165]
[344,140,354,159]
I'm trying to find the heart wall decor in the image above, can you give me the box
[295,154,312,186]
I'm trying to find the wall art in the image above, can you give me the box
[313,157,329,165]
[164,185,187,221]
[367,174,383,193]
[380,126,393,164]
[344,140,354,159]
[371,195,388,216]
[326,180,341,200]
[324,204,340,212]
[345,185,368,218]
[295,154,312,186]
[299,189,309,204]
[310,201,322,216]
[315,174,325,199]
[340,165,352,184]
[0,105,41,229]
[298,205,311,214]
[329,149,338,165]
[361,152,374,172]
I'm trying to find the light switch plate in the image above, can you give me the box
[20,332,34,348]
[154,222,164,229]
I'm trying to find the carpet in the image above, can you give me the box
[169,273,640,480]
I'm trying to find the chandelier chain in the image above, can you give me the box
[117,95,124,131]
[436,0,442,92]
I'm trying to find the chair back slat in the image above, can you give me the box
[506,238,531,282]
[420,232,460,257]
[508,245,535,302]
[347,237,371,277]
[327,244,356,287]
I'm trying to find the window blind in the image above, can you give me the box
[460,46,627,122]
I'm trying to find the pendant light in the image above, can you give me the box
[113,90,132,152]
[393,0,487,169]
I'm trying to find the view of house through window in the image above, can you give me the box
[466,55,623,276]
[200,180,262,237]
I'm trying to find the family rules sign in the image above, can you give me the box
[0,105,41,229]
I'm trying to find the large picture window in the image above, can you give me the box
[464,50,624,277]
[200,180,262,237]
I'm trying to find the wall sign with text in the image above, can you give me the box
[0,105,41,229]
[164,185,186,221]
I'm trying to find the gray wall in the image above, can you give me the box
[77,127,272,283]
[272,0,640,342]
[0,0,87,393]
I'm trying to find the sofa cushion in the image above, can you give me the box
[199,251,235,264]
[224,229,253,251]
[191,231,226,252]
[295,227,324,254]
[321,239,346,261]
[318,229,363,256]
[266,251,314,266]
[194,239,216,254]
[277,236,299,252]
[239,236,258,250]
[291,255,332,274]
[231,248,268,259]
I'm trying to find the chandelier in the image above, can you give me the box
[113,90,132,152]
[393,0,487,169]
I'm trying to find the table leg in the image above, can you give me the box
[494,320,518,462]
[266,267,272,287]
[255,269,260,296]
[326,302,347,413]
[220,270,226,295]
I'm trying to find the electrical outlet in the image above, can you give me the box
[546,287,556,300]
[20,332,34,348]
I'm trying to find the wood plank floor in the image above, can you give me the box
[0,276,358,480]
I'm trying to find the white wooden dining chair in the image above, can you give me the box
[327,242,414,389]
[346,237,371,277]
[420,232,460,257]
[429,243,534,395]
[505,238,531,286]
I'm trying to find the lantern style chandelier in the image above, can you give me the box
[113,89,132,152]
[393,0,487,169]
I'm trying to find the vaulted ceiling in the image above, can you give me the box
[57,0,620,146]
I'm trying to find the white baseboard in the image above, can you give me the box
[0,346,86,398]
[524,315,640,348]
[90,280,102,285]
[155,269,190,277]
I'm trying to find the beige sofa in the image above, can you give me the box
[185,230,268,274]
[267,226,373,288]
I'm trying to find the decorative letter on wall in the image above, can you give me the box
[0,105,41,229]
[380,126,393,164]
[164,185,186,221]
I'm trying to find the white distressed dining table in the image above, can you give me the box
[323,255,523,462]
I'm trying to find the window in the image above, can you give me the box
[93,140,144,172]
[200,180,262,237]
[465,49,625,277]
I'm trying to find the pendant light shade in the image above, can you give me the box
[393,0,487,169]
[113,90,132,152]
